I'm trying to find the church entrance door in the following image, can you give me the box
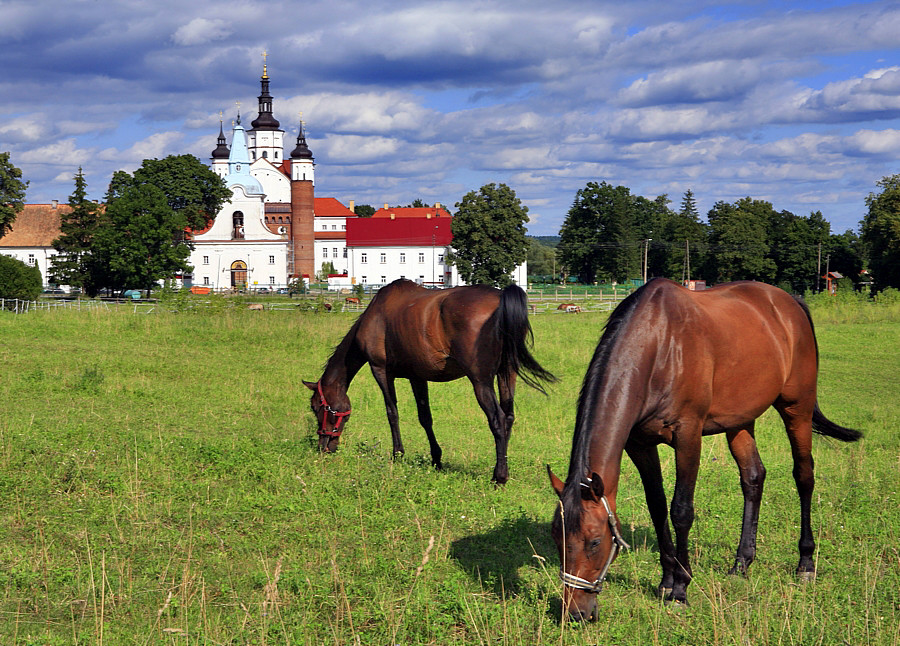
[230,260,248,289]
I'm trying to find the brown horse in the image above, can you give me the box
[305,279,556,483]
[547,278,861,620]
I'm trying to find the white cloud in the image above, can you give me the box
[172,18,231,47]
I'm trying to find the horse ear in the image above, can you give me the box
[588,472,605,501]
[303,380,318,391]
[547,465,564,497]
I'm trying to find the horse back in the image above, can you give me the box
[632,280,819,436]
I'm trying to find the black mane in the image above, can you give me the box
[559,279,656,527]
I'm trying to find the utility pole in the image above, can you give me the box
[817,242,822,293]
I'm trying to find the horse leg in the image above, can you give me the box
[625,441,676,598]
[471,380,509,484]
[669,426,702,604]
[777,404,817,580]
[370,366,404,458]
[726,424,766,576]
[497,371,517,441]
[409,378,442,469]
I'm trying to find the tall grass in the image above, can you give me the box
[0,302,897,644]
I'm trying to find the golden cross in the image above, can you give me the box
[262,50,269,78]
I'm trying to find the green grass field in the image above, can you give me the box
[0,300,898,644]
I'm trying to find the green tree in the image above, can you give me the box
[1,151,28,238]
[354,204,375,217]
[526,237,558,281]
[0,254,42,300]
[705,197,777,283]
[767,209,830,293]
[447,183,530,287]
[827,229,865,289]
[660,190,709,282]
[861,174,900,292]
[50,168,103,294]
[557,182,639,284]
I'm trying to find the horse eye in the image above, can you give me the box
[589,538,602,552]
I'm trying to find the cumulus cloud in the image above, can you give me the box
[172,18,231,46]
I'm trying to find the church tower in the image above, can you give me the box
[246,55,285,163]
[210,114,230,177]
[290,121,315,279]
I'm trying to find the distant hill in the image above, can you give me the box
[528,235,560,248]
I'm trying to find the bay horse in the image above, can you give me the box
[305,279,556,483]
[547,278,862,620]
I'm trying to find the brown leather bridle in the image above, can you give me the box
[315,381,351,438]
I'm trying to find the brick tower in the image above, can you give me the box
[289,122,315,280]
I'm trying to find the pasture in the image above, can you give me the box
[0,299,897,644]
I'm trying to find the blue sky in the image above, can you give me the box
[2,0,900,235]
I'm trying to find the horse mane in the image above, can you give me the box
[560,279,657,529]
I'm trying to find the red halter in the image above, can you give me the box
[316,381,351,438]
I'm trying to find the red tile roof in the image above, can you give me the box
[315,197,356,218]
[347,217,452,247]
[0,204,66,247]
[372,206,451,219]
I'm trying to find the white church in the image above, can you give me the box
[1,62,527,291]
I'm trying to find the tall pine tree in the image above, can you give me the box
[50,168,102,294]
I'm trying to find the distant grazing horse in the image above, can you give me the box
[547,278,862,620]
[557,303,582,313]
[305,279,556,483]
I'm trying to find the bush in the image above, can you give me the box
[0,255,42,300]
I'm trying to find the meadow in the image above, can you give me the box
[0,295,898,644]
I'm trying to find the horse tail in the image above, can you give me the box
[792,295,863,442]
[812,405,863,441]
[496,284,557,394]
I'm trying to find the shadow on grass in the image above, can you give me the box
[450,514,554,598]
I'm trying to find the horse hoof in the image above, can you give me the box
[796,570,816,583]
[658,587,672,599]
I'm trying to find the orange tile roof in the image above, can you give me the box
[315,197,357,218]
[0,204,67,247]
[372,206,451,219]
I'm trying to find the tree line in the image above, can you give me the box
[527,180,900,294]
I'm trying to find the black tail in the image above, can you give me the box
[791,295,863,442]
[812,404,863,442]
[496,284,557,394]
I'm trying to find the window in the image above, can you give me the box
[361,275,367,283]
[269,276,276,285]
[332,224,337,230]
[438,253,444,263]
[28,254,35,265]
[341,224,346,230]
[203,276,210,285]
[269,255,275,264]
[203,256,209,265]
[361,253,367,264]
[399,253,406,264]
[262,151,268,159]
[322,248,328,258]
[275,151,279,160]
[343,248,347,258]
[380,253,386,264]
[380,276,386,284]
[418,253,425,263]
[332,248,338,258]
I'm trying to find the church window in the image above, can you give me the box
[232,212,245,239]
[262,151,268,159]
[236,164,242,171]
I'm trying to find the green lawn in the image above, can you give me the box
[0,301,897,644]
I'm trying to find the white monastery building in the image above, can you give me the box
[1,63,526,291]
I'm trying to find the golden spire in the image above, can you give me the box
[262,50,269,79]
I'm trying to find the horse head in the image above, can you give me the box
[304,380,352,453]
[548,466,629,621]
